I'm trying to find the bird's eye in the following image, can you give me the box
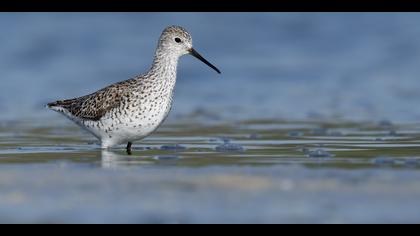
[174,37,182,43]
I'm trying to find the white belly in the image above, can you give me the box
[80,99,172,148]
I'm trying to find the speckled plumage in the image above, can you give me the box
[47,26,220,151]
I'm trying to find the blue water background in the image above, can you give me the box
[1,13,420,122]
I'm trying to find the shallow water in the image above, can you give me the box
[2,13,420,223]
[1,117,420,223]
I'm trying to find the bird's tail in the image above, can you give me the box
[46,101,57,108]
[46,101,63,112]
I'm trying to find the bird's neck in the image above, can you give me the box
[146,48,179,83]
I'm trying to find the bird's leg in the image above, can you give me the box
[126,142,132,155]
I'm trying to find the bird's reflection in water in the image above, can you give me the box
[101,150,153,169]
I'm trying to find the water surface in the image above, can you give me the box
[1,118,420,223]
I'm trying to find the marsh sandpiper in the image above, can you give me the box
[47,25,221,154]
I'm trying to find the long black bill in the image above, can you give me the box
[189,48,221,74]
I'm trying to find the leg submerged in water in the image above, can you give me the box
[127,142,132,155]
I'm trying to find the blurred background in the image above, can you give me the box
[2,13,420,122]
